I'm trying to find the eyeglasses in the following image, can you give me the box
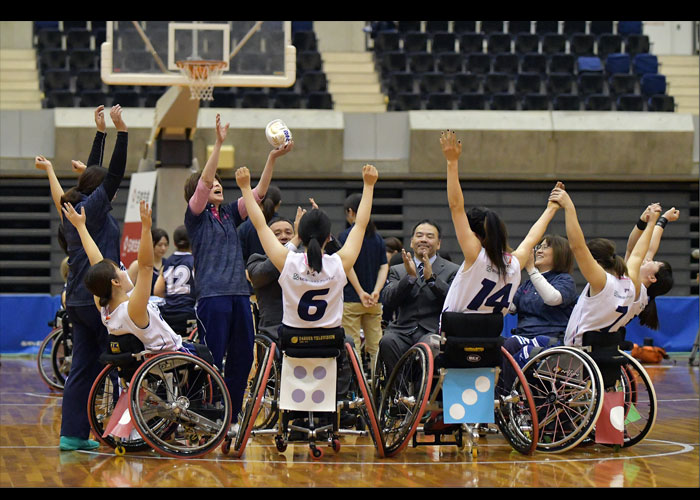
[534,243,551,251]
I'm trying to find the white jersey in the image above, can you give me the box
[278,251,346,329]
[564,273,648,346]
[101,290,183,352]
[443,247,522,316]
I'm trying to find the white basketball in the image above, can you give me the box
[266,119,292,148]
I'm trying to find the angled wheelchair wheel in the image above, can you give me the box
[251,335,280,431]
[522,346,604,453]
[609,350,657,448]
[371,349,389,409]
[377,342,433,457]
[231,341,276,458]
[37,328,65,391]
[128,352,233,458]
[345,342,385,458]
[496,346,539,455]
[88,364,150,452]
[51,327,72,387]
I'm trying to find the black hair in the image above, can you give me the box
[261,185,282,223]
[60,165,107,206]
[384,236,402,254]
[172,225,190,251]
[466,207,511,278]
[151,228,169,248]
[345,192,376,235]
[184,171,223,202]
[84,259,119,307]
[411,219,442,239]
[638,261,674,330]
[587,238,627,278]
[298,209,332,273]
[268,215,294,228]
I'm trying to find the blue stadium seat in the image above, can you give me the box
[640,74,666,97]
[605,53,631,75]
[618,21,643,36]
[457,92,486,110]
[616,94,645,111]
[577,56,603,73]
[633,54,658,76]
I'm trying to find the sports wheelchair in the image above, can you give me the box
[518,329,657,453]
[87,334,233,458]
[37,309,73,391]
[374,312,539,458]
[223,326,385,459]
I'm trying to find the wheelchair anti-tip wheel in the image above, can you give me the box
[522,346,604,453]
[128,352,232,458]
[377,342,433,457]
[88,364,150,453]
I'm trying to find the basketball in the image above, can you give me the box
[266,119,292,148]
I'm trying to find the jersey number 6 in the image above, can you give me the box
[298,288,330,322]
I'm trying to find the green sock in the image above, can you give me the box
[59,436,100,451]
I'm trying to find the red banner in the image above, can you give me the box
[594,391,625,445]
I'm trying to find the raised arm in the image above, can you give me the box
[627,206,662,297]
[440,130,482,268]
[236,167,289,272]
[61,202,103,265]
[625,204,659,261]
[35,156,65,219]
[336,164,378,273]
[511,196,559,268]
[101,105,128,200]
[189,114,229,216]
[549,184,608,295]
[126,201,154,329]
[86,105,107,168]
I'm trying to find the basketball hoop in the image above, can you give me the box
[176,60,227,101]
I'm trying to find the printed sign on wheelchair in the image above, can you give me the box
[279,354,337,412]
[442,368,495,424]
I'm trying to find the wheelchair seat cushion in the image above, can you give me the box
[100,334,146,369]
[437,336,505,368]
[440,312,504,339]
[279,325,345,357]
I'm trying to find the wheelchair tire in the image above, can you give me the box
[345,342,385,458]
[37,328,65,391]
[232,341,276,458]
[87,364,150,452]
[251,335,280,431]
[377,342,433,457]
[522,346,604,453]
[495,346,539,455]
[606,350,657,448]
[371,350,388,410]
[128,352,233,458]
[51,327,72,388]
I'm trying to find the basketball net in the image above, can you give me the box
[176,60,227,101]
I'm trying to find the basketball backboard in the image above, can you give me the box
[100,21,296,88]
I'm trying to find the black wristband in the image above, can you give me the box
[636,219,647,230]
[656,216,668,229]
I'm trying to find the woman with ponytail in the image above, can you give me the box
[235,164,378,331]
[35,105,128,451]
[440,130,560,318]
[547,184,662,346]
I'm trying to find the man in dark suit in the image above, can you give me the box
[378,219,460,374]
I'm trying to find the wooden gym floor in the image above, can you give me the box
[1,355,698,488]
